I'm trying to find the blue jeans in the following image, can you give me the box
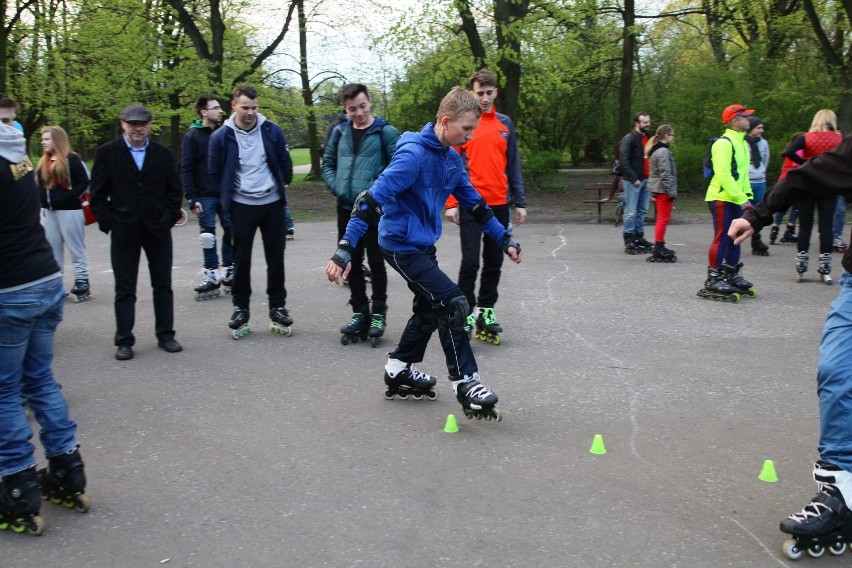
[834,196,846,240]
[817,270,852,470]
[0,276,79,476]
[197,196,233,269]
[750,182,766,204]
[622,179,649,235]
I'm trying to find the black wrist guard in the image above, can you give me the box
[502,234,521,256]
[331,239,354,269]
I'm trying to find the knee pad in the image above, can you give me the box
[440,296,470,330]
[199,229,216,250]
[412,314,438,335]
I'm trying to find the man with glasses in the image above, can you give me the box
[181,93,233,300]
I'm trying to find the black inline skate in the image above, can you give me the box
[221,265,234,294]
[383,361,438,400]
[454,373,502,421]
[721,262,757,298]
[818,252,834,285]
[646,241,677,263]
[697,268,740,303]
[229,306,251,339]
[340,310,369,345]
[769,224,780,245]
[623,233,639,255]
[38,447,90,514]
[0,467,45,535]
[633,232,654,254]
[795,251,809,283]
[474,307,503,345]
[834,236,848,253]
[780,223,798,243]
[269,306,293,336]
[194,268,221,301]
[780,461,852,560]
[751,232,769,256]
[69,279,91,303]
[368,305,386,348]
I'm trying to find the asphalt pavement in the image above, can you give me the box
[4,217,847,567]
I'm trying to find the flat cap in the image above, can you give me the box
[119,104,152,122]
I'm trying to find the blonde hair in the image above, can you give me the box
[809,109,838,132]
[644,124,674,157]
[435,86,482,124]
[35,126,73,189]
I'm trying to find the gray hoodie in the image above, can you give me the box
[223,113,278,206]
[0,122,26,164]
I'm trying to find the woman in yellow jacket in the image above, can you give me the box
[698,104,757,301]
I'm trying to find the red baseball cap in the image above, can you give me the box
[721,104,755,123]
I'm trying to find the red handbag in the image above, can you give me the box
[79,190,96,225]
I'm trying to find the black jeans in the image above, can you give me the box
[457,204,510,310]
[110,220,174,346]
[230,200,286,310]
[337,206,388,313]
[797,197,835,254]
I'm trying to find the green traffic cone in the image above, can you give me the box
[759,459,778,483]
[444,414,459,433]
[589,434,606,455]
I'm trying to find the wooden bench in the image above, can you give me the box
[582,182,621,224]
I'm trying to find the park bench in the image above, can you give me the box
[582,182,622,225]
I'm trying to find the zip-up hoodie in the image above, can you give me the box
[343,123,506,252]
[180,119,219,199]
[705,128,752,205]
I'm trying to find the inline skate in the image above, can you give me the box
[69,279,91,303]
[769,224,780,245]
[623,233,639,255]
[221,265,234,294]
[383,360,437,400]
[751,232,770,256]
[780,461,852,560]
[633,232,654,254]
[368,305,386,348]
[796,251,809,283]
[340,310,369,345]
[229,306,251,339]
[474,307,503,345]
[38,447,90,513]
[286,228,295,241]
[818,252,834,285]
[0,468,45,535]
[269,306,293,336]
[194,268,221,301]
[834,236,848,253]
[721,262,757,298]
[780,224,798,243]
[646,241,677,263]
[453,373,502,421]
[696,268,740,303]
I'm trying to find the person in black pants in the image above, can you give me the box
[90,104,183,361]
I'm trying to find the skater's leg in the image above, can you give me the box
[457,207,481,310]
[621,179,640,238]
[196,197,220,269]
[797,198,816,253]
[634,180,650,236]
[258,200,286,308]
[39,209,65,276]
[364,225,387,310]
[57,209,89,281]
[142,229,176,342]
[229,202,258,309]
[653,193,673,243]
[477,205,509,310]
[218,202,234,269]
[834,196,847,241]
[708,201,741,269]
[817,196,836,254]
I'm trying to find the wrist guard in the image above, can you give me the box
[331,239,354,269]
[502,234,521,256]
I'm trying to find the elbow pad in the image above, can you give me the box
[468,197,494,224]
[352,191,383,225]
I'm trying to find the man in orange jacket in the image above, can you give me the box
[445,70,527,344]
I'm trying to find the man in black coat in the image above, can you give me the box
[90,105,183,361]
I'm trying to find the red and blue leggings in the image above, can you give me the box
[707,200,743,269]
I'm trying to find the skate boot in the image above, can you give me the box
[368,306,386,348]
[269,306,293,336]
[751,232,769,256]
[0,468,45,535]
[453,373,502,421]
[818,252,834,285]
[780,223,798,243]
[721,262,757,298]
[623,233,638,255]
[833,236,848,253]
[37,447,90,513]
[795,250,809,283]
[696,268,740,302]
[221,265,234,294]
[463,314,476,337]
[780,461,852,560]
[769,224,780,245]
[228,306,251,339]
[646,241,677,263]
[383,360,438,401]
[633,232,654,254]
[70,278,91,303]
[339,310,369,345]
[474,307,503,345]
[286,228,294,241]
[193,268,221,301]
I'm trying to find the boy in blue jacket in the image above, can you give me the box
[325,87,522,421]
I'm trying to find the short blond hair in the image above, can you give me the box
[436,87,482,124]
[809,109,838,132]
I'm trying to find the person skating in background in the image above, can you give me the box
[618,112,653,254]
[644,124,678,263]
[768,132,804,245]
[746,117,770,256]
[35,126,92,302]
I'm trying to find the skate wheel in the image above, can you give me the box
[340,335,350,345]
[350,335,359,344]
[426,390,438,401]
[746,289,757,298]
[492,335,501,345]
[829,541,846,555]
[412,393,423,401]
[371,337,379,348]
[74,493,91,513]
[782,539,803,560]
[491,407,503,422]
[397,392,409,401]
[383,390,395,400]
[807,544,824,558]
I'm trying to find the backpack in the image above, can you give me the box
[702,135,738,180]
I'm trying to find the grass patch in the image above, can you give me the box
[290,148,310,166]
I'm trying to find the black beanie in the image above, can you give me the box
[748,116,764,133]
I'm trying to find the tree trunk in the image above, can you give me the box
[297,0,321,180]
[494,0,528,124]
[618,0,636,137]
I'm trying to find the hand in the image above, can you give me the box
[514,207,527,225]
[633,180,641,188]
[506,246,522,264]
[445,207,459,225]
[325,259,351,284]
[728,218,755,245]
[189,201,203,214]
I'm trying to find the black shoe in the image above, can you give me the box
[157,338,183,353]
[115,345,134,361]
